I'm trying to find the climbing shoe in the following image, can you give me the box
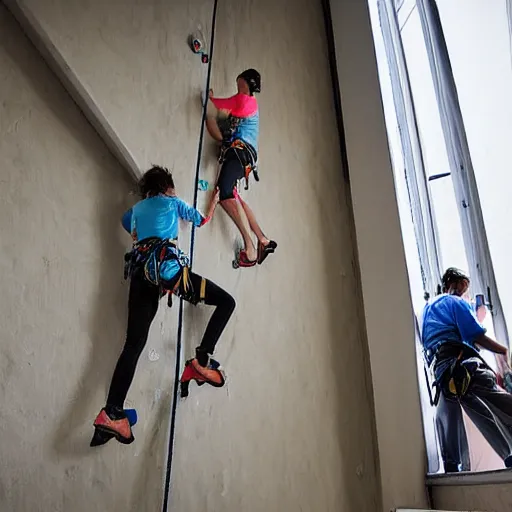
[92,407,134,445]
[180,357,225,398]
[237,250,257,268]
[90,409,137,447]
[257,240,277,265]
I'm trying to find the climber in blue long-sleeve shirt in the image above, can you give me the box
[92,166,235,446]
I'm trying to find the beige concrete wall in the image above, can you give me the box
[432,483,512,511]
[0,5,167,511]
[0,1,207,511]
[1,0,382,511]
[329,0,429,509]
[8,0,214,180]
[173,0,381,510]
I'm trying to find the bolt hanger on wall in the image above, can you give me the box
[188,30,209,64]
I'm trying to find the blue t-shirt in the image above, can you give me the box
[121,195,203,280]
[421,294,486,361]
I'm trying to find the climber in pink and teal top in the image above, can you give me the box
[206,69,277,268]
[208,87,259,153]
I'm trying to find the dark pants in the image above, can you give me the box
[435,345,512,471]
[106,269,235,408]
[217,143,257,200]
[217,153,246,201]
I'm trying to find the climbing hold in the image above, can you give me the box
[189,32,203,54]
[198,179,209,191]
[148,348,160,362]
[188,31,209,64]
[124,409,138,426]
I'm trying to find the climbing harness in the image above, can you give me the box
[219,138,259,191]
[124,237,207,307]
[429,343,496,404]
[445,350,472,398]
[167,265,207,307]
[124,237,186,284]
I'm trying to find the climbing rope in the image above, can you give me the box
[161,1,219,511]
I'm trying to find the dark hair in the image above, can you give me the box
[237,68,261,95]
[442,267,470,293]
[138,165,175,198]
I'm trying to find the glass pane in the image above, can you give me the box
[437,0,512,337]
[368,0,508,474]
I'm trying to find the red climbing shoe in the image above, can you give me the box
[93,408,134,445]
[180,358,225,398]
[237,250,257,268]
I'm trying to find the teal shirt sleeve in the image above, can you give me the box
[175,198,204,227]
[121,209,132,234]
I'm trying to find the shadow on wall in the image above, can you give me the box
[8,51,135,461]
[1,8,131,447]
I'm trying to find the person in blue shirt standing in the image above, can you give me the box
[422,267,512,472]
[92,166,236,445]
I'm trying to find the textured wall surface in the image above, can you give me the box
[432,482,512,512]
[10,0,213,177]
[172,0,380,510]
[329,0,429,509]
[1,0,381,511]
[0,5,162,510]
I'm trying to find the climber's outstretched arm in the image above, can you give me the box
[208,89,237,114]
[198,188,219,225]
[176,188,219,227]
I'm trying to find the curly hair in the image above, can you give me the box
[442,267,470,293]
[138,165,175,198]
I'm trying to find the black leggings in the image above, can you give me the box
[217,156,245,201]
[217,144,257,201]
[106,270,235,408]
